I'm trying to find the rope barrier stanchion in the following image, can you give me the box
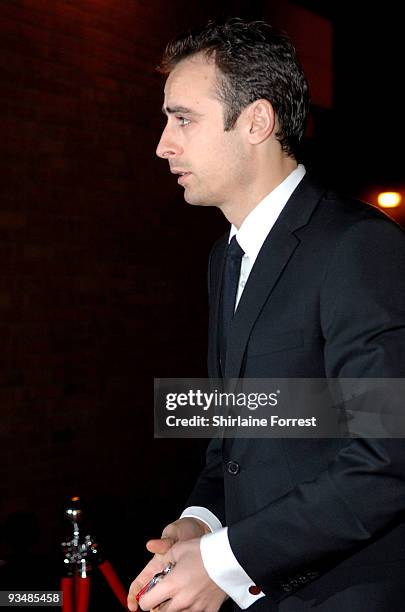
[60,576,74,612]
[75,574,90,612]
[61,496,128,611]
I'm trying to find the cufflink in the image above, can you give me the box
[248,585,262,595]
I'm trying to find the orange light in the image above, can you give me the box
[377,192,402,208]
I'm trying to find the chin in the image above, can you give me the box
[184,193,203,206]
[184,191,215,207]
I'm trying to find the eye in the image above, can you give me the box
[177,116,191,127]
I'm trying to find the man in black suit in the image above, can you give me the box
[128,18,405,612]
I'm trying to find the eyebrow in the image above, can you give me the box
[161,105,202,116]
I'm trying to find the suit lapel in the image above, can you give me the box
[224,176,326,379]
[207,235,228,378]
[224,224,299,378]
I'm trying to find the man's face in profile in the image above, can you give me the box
[156,53,249,210]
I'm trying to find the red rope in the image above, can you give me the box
[98,560,128,608]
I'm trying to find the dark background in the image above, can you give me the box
[0,0,403,605]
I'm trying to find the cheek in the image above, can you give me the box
[194,131,247,185]
[217,144,248,181]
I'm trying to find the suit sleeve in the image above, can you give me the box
[227,217,405,602]
[185,436,226,525]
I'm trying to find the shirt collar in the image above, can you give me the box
[229,164,306,261]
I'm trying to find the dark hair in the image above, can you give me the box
[158,18,310,158]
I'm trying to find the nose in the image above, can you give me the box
[156,124,183,159]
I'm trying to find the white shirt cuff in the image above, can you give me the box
[200,527,265,609]
[180,506,223,533]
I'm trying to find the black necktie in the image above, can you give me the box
[220,236,245,371]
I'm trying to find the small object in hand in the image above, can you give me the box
[136,562,176,602]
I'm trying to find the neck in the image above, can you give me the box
[221,156,298,229]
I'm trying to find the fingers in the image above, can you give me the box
[151,600,170,612]
[136,556,177,612]
[127,585,139,611]
[161,522,181,541]
[128,532,177,611]
[128,574,154,611]
[146,537,175,555]
[137,575,173,612]
[163,517,209,541]
[128,556,167,611]
[128,575,145,611]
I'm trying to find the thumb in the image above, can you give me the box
[146,537,174,554]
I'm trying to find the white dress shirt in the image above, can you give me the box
[181,164,306,608]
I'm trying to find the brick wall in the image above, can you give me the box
[0,0,232,588]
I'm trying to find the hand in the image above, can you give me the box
[147,517,211,554]
[127,518,210,611]
[136,538,227,612]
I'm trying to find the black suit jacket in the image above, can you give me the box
[187,176,405,611]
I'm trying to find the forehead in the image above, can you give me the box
[164,54,219,106]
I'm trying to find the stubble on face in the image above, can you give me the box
[162,54,250,211]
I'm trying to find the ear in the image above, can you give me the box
[245,99,276,144]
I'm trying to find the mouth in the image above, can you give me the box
[177,172,191,185]
[171,169,192,185]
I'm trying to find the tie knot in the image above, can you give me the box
[227,236,244,261]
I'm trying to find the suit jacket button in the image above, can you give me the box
[226,460,240,475]
[306,571,319,580]
[248,585,261,595]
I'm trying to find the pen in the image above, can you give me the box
[135,562,176,602]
